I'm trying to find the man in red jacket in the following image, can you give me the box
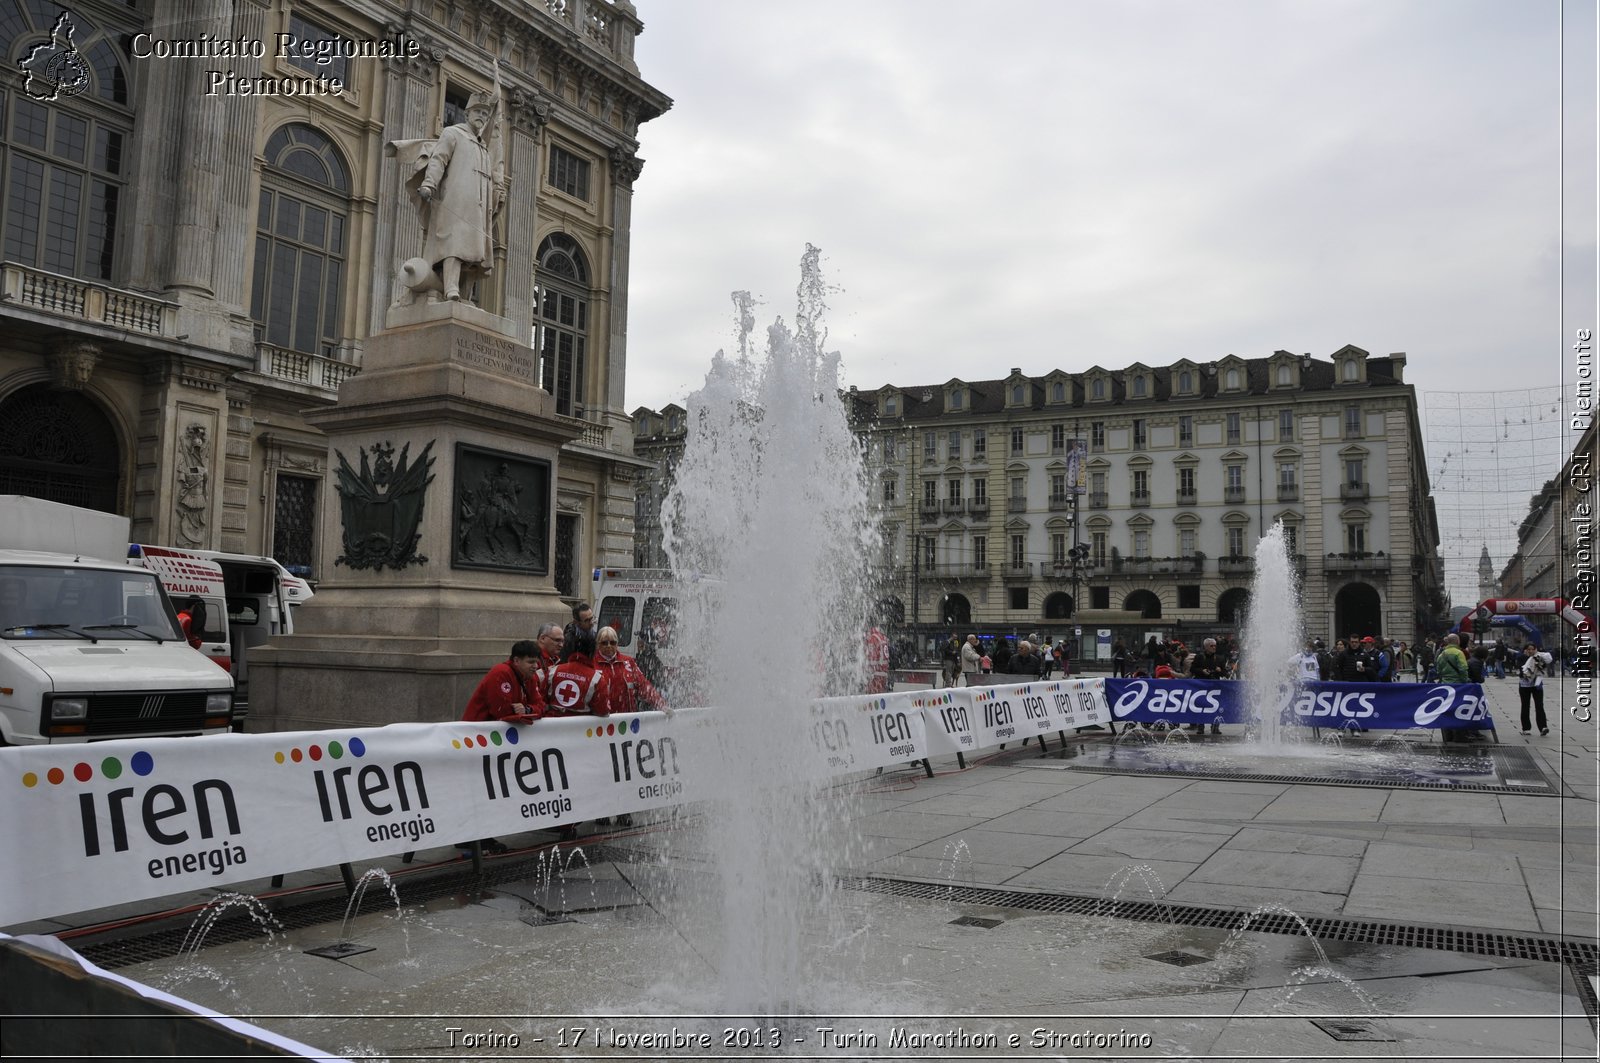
[462,639,544,723]
[457,640,544,854]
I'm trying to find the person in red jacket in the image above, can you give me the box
[591,626,667,715]
[536,632,610,717]
[590,625,666,830]
[457,640,544,854]
[462,640,544,723]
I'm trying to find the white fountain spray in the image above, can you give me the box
[1243,521,1305,749]
[660,246,878,1013]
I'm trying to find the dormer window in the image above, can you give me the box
[1092,378,1105,400]
[949,389,963,411]
[1178,370,1192,394]
[1276,364,1292,386]
[1225,368,1240,390]
[1051,381,1065,402]
[1131,376,1147,398]
[1343,360,1358,382]
[884,396,897,415]
[1011,383,1026,404]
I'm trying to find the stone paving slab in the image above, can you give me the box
[1187,848,1361,895]
[1161,879,1350,915]
[1006,852,1198,895]
[901,828,1073,868]
[969,808,1128,838]
[1343,873,1542,932]
[1361,839,1524,884]
[1221,826,1369,857]
[1063,826,1232,865]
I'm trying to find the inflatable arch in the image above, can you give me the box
[1454,598,1593,642]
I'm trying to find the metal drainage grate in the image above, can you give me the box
[1144,949,1212,967]
[1311,1018,1396,1042]
[948,916,1003,929]
[840,875,1600,968]
[303,941,375,960]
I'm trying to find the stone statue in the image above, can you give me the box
[175,423,210,547]
[389,87,506,304]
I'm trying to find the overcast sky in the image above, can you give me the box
[623,0,1596,601]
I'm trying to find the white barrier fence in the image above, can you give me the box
[0,679,1108,926]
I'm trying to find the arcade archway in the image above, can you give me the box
[0,384,121,512]
[1334,582,1382,639]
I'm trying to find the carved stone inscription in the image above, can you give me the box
[452,443,549,574]
[453,333,534,380]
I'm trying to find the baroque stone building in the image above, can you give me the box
[1500,418,1597,646]
[636,346,1447,657]
[0,0,668,596]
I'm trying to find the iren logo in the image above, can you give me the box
[30,749,247,879]
[279,736,434,846]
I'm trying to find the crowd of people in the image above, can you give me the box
[460,601,668,852]
[939,632,1075,687]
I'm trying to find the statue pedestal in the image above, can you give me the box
[248,306,578,731]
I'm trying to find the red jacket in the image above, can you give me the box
[462,660,542,722]
[536,654,610,717]
[592,652,665,714]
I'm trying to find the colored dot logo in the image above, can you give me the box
[21,749,155,788]
[586,718,641,739]
[274,736,366,765]
[449,727,521,751]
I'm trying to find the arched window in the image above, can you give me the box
[251,124,350,356]
[1011,383,1025,404]
[536,233,591,417]
[1092,378,1105,400]
[0,383,120,510]
[1178,370,1192,393]
[1,1,133,280]
[1276,364,1291,386]
[1343,359,1359,381]
[1225,368,1240,389]
[1131,375,1146,398]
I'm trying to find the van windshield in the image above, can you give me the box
[0,565,179,641]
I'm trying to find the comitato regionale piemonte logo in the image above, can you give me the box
[20,11,90,101]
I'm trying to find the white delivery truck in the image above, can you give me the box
[0,496,234,744]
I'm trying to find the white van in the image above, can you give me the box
[0,498,233,744]
[128,544,230,673]
[175,550,309,725]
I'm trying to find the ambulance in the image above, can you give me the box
[129,546,310,727]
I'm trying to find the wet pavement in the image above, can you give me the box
[10,675,1598,1061]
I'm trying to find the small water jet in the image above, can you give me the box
[305,867,402,960]
[1093,864,1178,929]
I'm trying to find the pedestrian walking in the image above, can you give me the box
[1517,643,1553,736]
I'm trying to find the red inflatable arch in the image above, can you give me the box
[1456,598,1593,638]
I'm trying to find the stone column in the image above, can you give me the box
[166,0,230,296]
[502,87,551,341]
[370,32,445,338]
[604,149,643,418]
[210,0,267,324]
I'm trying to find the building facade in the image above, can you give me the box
[0,0,668,596]
[633,347,1447,655]
[1500,418,1597,647]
